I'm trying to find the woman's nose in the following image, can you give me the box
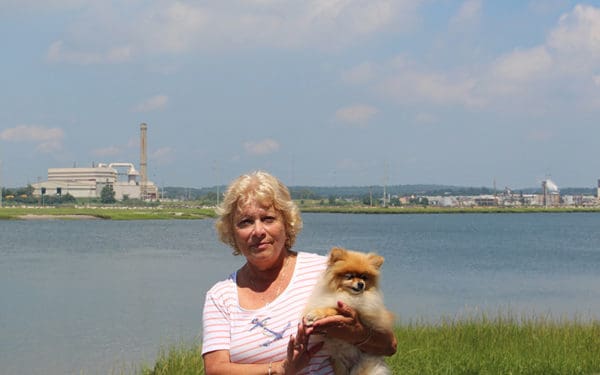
[252,220,266,235]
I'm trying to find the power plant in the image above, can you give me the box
[31,123,158,200]
[542,178,560,207]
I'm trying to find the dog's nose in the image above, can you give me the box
[357,281,364,290]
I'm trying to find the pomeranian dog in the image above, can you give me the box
[303,247,394,375]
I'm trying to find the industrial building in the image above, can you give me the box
[31,123,158,201]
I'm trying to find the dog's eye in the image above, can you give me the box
[344,273,353,280]
[359,274,368,281]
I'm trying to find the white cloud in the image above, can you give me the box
[47,40,132,65]
[451,0,482,26]
[376,58,482,108]
[133,2,209,54]
[131,95,169,113]
[1,0,87,12]
[44,0,422,64]
[91,146,121,157]
[341,62,376,85]
[548,5,600,58]
[484,46,554,97]
[348,5,600,112]
[0,125,64,152]
[490,46,553,82]
[545,4,600,77]
[244,138,280,155]
[335,104,378,126]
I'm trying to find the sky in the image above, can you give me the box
[2,0,600,190]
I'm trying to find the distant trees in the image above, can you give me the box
[2,184,79,205]
[2,184,37,204]
[100,185,116,204]
[41,193,77,205]
[291,189,320,200]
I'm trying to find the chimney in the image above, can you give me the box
[140,123,148,199]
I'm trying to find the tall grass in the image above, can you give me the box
[139,343,204,375]
[390,314,600,374]
[137,315,600,375]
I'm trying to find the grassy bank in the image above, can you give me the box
[0,206,216,220]
[137,315,600,375]
[300,205,600,214]
[3,205,600,220]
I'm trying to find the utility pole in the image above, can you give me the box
[382,161,389,207]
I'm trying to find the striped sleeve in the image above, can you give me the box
[201,277,234,355]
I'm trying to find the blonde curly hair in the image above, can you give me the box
[215,171,303,255]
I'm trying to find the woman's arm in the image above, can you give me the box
[305,301,397,356]
[204,350,279,375]
[203,323,324,375]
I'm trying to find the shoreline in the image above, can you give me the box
[2,205,600,220]
[0,206,216,220]
[17,214,101,220]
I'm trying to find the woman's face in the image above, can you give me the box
[233,200,287,268]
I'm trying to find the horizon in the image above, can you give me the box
[1,170,598,192]
[2,1,600,189]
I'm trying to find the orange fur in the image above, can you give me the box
[304,247,393,375]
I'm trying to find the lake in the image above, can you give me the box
[1,213,600,374]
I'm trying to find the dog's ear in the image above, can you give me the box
[328,247,347,265]
[367,253,384,269]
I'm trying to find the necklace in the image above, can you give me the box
[247,254,290,305]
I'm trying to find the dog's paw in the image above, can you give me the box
[304,311,320,326]
[304,307,338,326]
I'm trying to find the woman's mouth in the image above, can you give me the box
[253,242,271,250]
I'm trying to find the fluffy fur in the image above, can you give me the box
[303,247,394,375]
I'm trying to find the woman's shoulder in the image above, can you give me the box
[296,251,328,271]
[205,273,236,300]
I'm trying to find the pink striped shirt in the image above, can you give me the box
[202,252,334,374]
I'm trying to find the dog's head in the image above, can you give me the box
[324,247,384,295]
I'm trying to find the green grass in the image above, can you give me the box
[139,343,205,375]
[3,204,600,220]
[0,206,216,220]
[390,315,600,375]
[300,205,600,214]
[135,315,600,375]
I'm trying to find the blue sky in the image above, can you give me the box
[1,0,600,189]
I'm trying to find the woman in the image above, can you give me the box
[202,171,396,374]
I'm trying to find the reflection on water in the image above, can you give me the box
[1,213,600,374]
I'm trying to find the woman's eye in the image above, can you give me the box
[263,216,276,223]
[237,219,253,227]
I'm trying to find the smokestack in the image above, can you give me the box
[542,180,547,207]
[140,123,148,199]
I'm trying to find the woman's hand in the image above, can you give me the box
[304,301,397,356]
[304,301,365,343]
[278,321,323,374]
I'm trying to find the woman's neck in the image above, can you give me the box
[245,250,293,283]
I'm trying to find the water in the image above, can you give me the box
[1,213,600,374]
